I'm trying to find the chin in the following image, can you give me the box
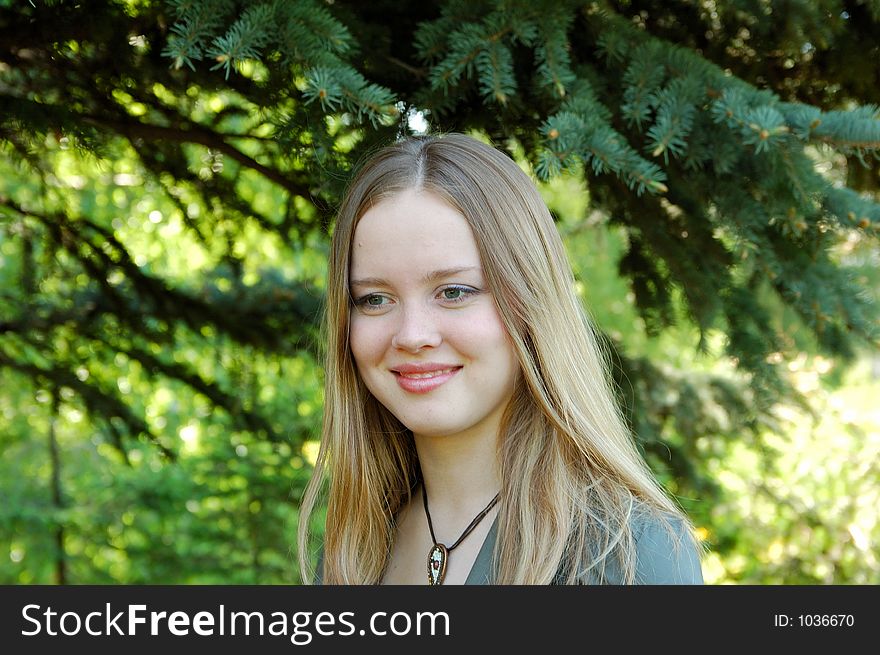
[398,419,469,439]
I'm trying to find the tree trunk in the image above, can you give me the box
[48,389,67,585]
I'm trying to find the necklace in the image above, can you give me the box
[423,486,500,585]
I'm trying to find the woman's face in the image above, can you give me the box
[348,188,519,442]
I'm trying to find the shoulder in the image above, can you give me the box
[565,507,705,585]
[626,509,704,585]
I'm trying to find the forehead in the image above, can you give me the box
[350,189,482,277]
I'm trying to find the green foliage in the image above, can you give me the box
[1,0,878,583]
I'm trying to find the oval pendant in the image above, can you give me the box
[427,543,448,585]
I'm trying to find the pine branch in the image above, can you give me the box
[645,78,701,162]
[476,41,516,104]
[621,44,666,130]
[0,349,173,461]
[89,334,282,440]
[79,114,309,197]
[302,67,398,126]
[206,3,276,79]
[429,23,513,90]
[162,0,237,71]
[533,7,576,97]
[2,199,318,352]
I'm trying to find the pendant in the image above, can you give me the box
[427,543,448,585]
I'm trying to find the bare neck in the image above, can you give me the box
[413,429,502,520]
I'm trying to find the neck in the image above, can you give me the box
[413,428,501,519]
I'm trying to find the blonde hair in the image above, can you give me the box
[298,133,697,584]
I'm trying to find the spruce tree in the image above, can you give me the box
[1,0,878,581]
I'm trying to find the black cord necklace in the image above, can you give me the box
[423,486,500,585]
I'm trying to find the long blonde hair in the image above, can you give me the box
[298,133,697,584]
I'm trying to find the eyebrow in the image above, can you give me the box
[350,266,482,288]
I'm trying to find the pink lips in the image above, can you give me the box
[391,363,462,394]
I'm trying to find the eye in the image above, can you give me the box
[438,285,478,303]
[353,293,392,311]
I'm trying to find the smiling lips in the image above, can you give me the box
[391,364,462,393]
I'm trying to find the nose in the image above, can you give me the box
[391,303,442,352]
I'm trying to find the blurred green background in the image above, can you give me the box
[1,0,878,584]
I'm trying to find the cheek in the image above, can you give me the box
[349,315,388,367]
[456,311,519,374]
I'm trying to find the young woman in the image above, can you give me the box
[298,133,704,585]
